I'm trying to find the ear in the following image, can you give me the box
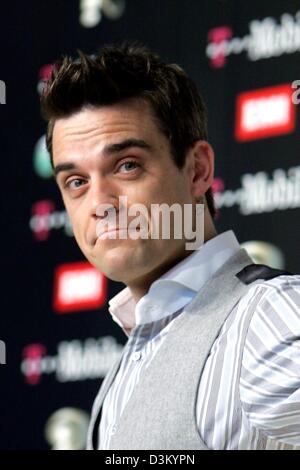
[186,140,215,200]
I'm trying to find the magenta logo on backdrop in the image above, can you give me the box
[37,64,55,95]
[211,177,224,219]
[206,12,300,69]
[29,200,73,241]
[20,337,123,384]
[22,344,46,385]
[212,177,225,194]
[30,200,55,241]
[207,26,233,68]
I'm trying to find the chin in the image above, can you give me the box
[100,263,135,283]
[89,245,137,280]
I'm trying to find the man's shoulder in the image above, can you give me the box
[236,272,300,335]
[238,272,300,344]
[241,271,300,301]
[239,273,300,446]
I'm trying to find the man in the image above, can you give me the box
[41,43,300,450]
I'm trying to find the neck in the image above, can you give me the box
[126,249,192,303]
[127,227,218,304]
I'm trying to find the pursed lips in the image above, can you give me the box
[96,227,127,241]
[92,220,143,244]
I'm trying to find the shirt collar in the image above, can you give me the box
[108,230,240,333]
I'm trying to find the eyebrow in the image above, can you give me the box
[53,138,152,178]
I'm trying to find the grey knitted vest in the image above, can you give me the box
[87,248,290,450]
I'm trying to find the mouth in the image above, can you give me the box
[93,223,144,245]
[96,227,127,241]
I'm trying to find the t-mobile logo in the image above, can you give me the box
[29,200,73,241]
[30,200,55,241]
[21,344,46,385]
[207,26,233,68]
[206,12,300,69]
[37,64,55,95]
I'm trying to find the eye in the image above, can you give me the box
[118,160,140,173]
[65,178,86,190]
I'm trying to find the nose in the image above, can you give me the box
[89,174,119,220]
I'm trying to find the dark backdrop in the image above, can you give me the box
[0,0,299,449]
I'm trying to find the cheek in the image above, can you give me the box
[128,181,174,205]
[151,180,189,205]
[65,204,86,243]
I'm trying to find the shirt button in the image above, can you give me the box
[132,351,142,361]
[111,424,117,435]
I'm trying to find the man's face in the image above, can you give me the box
[52,99,199,286]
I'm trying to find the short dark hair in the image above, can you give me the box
[40,41,216,219]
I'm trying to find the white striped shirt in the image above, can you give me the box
[99,231,300,449]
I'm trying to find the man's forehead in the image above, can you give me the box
[52,100,167,162]
[53,100,158,142]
